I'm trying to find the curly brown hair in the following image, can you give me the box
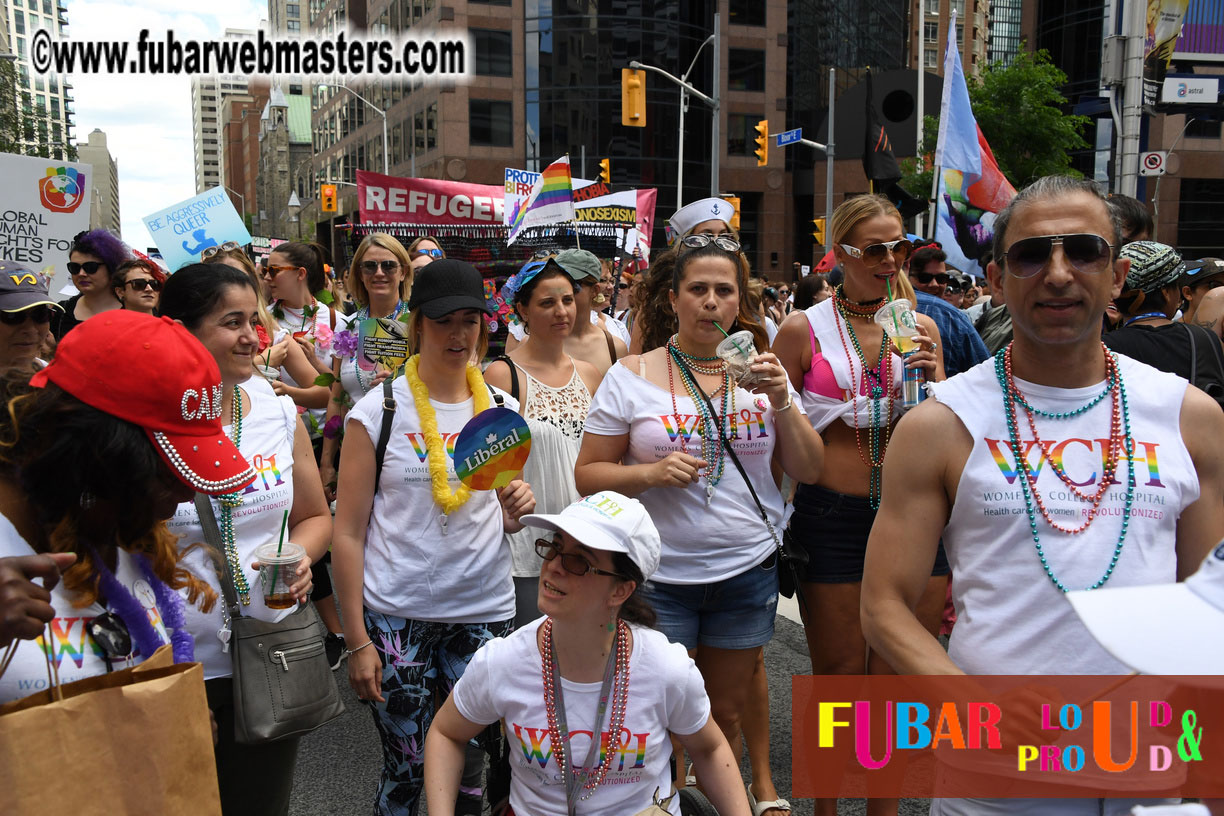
[0,377,215,612]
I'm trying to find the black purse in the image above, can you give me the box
[671,357,810,617]
[194,494,344,744]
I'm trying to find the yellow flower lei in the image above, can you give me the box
[403,354,490,516]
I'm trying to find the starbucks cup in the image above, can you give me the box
[255,364,281,382]
[715,330,764,386]
[256,541,305,609]
[872,299,924,408]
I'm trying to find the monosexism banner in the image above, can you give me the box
[0,152,93,294]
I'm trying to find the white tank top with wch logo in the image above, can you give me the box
[929,353,1199,675]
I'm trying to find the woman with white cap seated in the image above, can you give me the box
[424,490,751,816]
[630,197,738,355]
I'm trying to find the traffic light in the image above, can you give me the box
[320,184,337,213]
[721,195,741,232]
[621,68,646,127]
[812,217,826,246]
[754,119,769,167]
[599,158,611,185]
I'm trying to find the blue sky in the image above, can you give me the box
[67,0,266,245]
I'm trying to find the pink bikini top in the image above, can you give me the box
[803,318,862,399]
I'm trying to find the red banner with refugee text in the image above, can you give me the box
[357,171,505,226]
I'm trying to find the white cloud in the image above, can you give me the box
[63,1,266,245]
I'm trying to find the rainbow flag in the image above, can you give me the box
[507,155,576,244]
[933,11,1016,277]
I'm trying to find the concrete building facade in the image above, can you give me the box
[75,128,120,235]
[191,29,256,194]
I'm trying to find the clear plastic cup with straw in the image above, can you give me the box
[257,511,298,609]
[873,290,925,408]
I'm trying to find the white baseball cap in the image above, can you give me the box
[521,491,661,582]
[670,197,736,239]
[1068,541,1224,676]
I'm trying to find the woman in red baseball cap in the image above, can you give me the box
[0,310,256,706]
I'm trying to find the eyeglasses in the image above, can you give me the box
[67,261,104,276]
[1003,233,1114,279]
[418,247,444,258]
[618,282,630,289]
[680,234,742,253]
[839,239,914,267]
[261,264,298,279]
[535,538,629,579]
[199,241,241,261]
[0,305,53,325]
[913,272,951,285]
[530,248,556,260]
[87,611,133,671]
[360,259,401,275]
[123,278,162,292]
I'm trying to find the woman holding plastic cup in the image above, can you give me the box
[772,194,946,816]
[160,263,333,816]
[332,259,535,816]
[575,234,823,810]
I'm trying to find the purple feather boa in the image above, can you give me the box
[91,549,195,664]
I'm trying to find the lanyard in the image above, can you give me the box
[1124,311,1167,326]
[549,633,621,816]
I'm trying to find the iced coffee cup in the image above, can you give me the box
[716,330,767,387]
[255,541,305,609]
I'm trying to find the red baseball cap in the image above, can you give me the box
[30,311,256,495]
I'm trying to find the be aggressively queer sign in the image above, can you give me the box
[143,186,252,271]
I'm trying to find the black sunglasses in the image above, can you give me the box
[680,234,742,253]
[839,239,914,267]
[618,282,630,289]
[1003,233,1114,279]
[67,261,104,276]
[914,272,951,285]
[535,538,629,579]
[0,305,54,325]
[87,611,133,672]
[123,278,161,292]
[360,259,401,275]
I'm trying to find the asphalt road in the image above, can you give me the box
[290,598,931,816]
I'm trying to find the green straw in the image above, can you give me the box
[884,278,902,337]
[711,320,748,357]
[270,509,290,592]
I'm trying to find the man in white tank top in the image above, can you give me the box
[860,176,1224,816]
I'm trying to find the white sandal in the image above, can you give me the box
[747,783,791,816]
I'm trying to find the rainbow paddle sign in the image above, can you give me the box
[453,407,532,490]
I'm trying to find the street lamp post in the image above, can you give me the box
[675,33,717,211]
[318,83,390,176]
[630,12,721,201]
[223,185,246,224]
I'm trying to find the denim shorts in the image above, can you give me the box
[641,552,779,651]
[789,483,951,583]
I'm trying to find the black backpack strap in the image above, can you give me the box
[487,383,505,408]
[491,356,519,403]
[373,377,396,494]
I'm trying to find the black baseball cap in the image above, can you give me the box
[0,261,63,313]
[406,259,492,319]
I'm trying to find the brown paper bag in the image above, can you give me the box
[0,645,221,815]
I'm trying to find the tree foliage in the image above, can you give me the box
[0,59,77,160]
[901,49,1090,194]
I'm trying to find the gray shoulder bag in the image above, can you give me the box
[194,493,344,744]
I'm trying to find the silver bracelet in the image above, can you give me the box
[774,394,795,413]
[345,639,374,657]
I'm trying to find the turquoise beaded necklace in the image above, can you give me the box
[667,336,733,504]
[995,345,1136,592]
[217,385,251,605]
[832,300,894,508]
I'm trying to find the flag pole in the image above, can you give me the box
[926,165,940,242]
